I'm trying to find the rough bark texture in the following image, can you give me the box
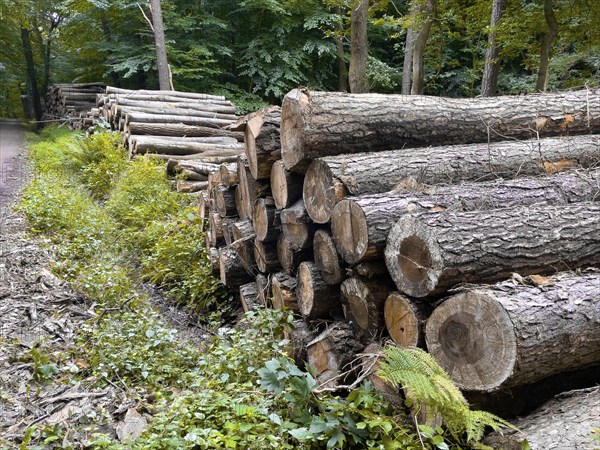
[239,282,259,313]
[277,234,312,275]
[332,168,600,264]
[385,202,600,298]
[271,160,304,209]
[219,248,254,288]
[271,272,298,311]
[237,156,269,220]
[410,0,436,95]
[536,0,559,92]
[125,111,234,128]
[126,122,244,140]
[255,274,270,307]
[253,238,281,273]
[304,134,600,223]
[340,277,393,342]
[349,0,370,93]
[360,343,403,405]
[307,322,365,389]
[425,271,600,391]
[213,185,237,217]
[297,262,342,320]
[280,88,600,173]
[484,387,600,450]
[244,106,282,180]
[384,292,431,348]
[313,229,346,285]
[149,0,171,90]
[289,319,316,367]
[480,0,508,96]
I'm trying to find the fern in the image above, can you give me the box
[378,345,516,445]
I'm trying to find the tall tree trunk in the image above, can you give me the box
[535,0,558,92]
[401,28,416,94]
[410,0,436,95]
[20,27,42,124]
[336,7,348,92]
[481,0,508,96]
[349,0,369,93]
[149,0,171,91]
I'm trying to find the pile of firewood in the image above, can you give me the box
[202,87,600,399]
[43,83,105,129]
[95,86,245,192]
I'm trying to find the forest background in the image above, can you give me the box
[0,0,599,118]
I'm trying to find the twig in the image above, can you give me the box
[137,3,154,32]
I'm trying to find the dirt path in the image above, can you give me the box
[0,120,27,209]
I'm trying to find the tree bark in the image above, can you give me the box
[106,86,226,100]
[271,272,298,311]
[219,162,240,186]
[219,248,254,288]
[349,0,370,93]
[111,98,236,114]
[255,273,270,307]
[313,229,346,285]
[271,160,304,209]
[335,7,349,93]
[149,0,171,90]
[401,26,417,95]
[331,168,600,264]
[213,185,237,217]
[280,88,600,173]
[535,0,559,92]
[304,134,600,223]
[21,27,43,124]
[385,202,600,298]
[239,282,259,313]
[384,292,431,348]
[425,272,600,391]
[231,220,256,274]
[253,238,281,273]
[115,105,237,121]
[481,0,508,96]
[410,0,436,95]
[125,112,235,129]
[244,106,281,180]
[296,261,343,320]
[253,197,280,242]
[236,156,269,221]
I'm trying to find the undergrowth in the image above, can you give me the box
[14,126,516,449]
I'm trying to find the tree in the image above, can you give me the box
[535,0,558,92]
[349,0,369,93]
[148,0,171,90]
[481,0,508,96]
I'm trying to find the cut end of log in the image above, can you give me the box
[331,199,369,264]
[303,159,343,224]
[281,89,308,172]
[313,229,345,285]
[297,261,317,317]
[425,291,517,392]
[384,292,424,348]
[385,217,443,298]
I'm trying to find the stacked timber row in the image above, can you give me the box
[95,86,245,193]
[43,83,105,129]
[203,88,600,397]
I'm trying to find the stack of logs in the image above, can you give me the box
[202,88,600,399]
[95,86,245,192]
[44,83,105,130]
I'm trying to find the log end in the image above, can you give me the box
[425,291,517,392]
[281,89,308,172]
[384,292,421,348]
[331,199,370,265]
[313,229,345,285]
[384,216,443,298]
[303,159,338,224]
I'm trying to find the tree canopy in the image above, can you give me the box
[0,0,598,117]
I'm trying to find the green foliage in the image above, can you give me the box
[378,346,515,446]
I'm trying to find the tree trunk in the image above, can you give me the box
[277,235,312,275]
[125,112,235,129]
[106,86,226,100]
[331,168,600,264]
[21,27,43,124]
[484,387,600,450]
[384,292,431,348]
[115,105,237,120]
[304,134,600,223]
[349,0,370,93]
[236,157,269,221]
[149,0,171,90]
[111,98,236,114]
[280,88,600,173]
[481,0,508,96]
[219,248,254,288]
[535,0,559,92]
[385,202,600,298]
[313,229,346,285]
[401,27,417,95]
[340,277,393,341]
[244,106,281,180]
[410,0,436,95]
[296,261,343,320]
[271,160,304,209]
[271,272,298,311]
[425,272,600,391]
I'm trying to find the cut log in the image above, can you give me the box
[231,220,256,274]
[277,234,312,275]
[350,262,389,279]
[384,292,431,348]
[114,104,237,118]
[219,162,239,186]
[209,247,220,276]
[111,98,237,114]
[340,277,394,342]
[304,134,600,223]
[147,153,240,164]
[237,157,269,220]
[306,322,365,389]
[239,282,259,312]
[213,185,238,217]
[198,191,210,221]
[179,169,208,181]
[253,238,281,273]
[288,319,316,367]
[219,248,254,288]
[255,273,270,307]
[425,271,600,391]
[126,122,244,140]
[271,272,298,311]
[253,197,280,242]
[332,168,600,264]
[221,218,236,246]
[125,112,235,129]
[313,229,346,285]
[484,387,600,450]
[271,160,304,209]
[296,261,342,320]
[385,202,600,297]
[169,160,220,177]
[132,137,243,156]
[281,88,600,173]
[208,213,224,247]
[360,343,403,406]
[177,181,208,193]
[244,106,282,180]
[106,86,227,101]
[280,199,316,250]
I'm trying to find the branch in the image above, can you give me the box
[137,2,154,32]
